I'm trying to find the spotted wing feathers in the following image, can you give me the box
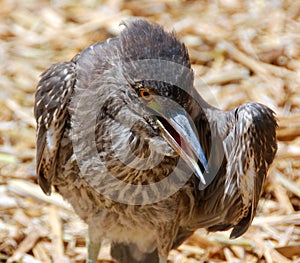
[34,61,76,195]
[223,102,277,238]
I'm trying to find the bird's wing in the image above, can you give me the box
[34,60,77,195]
[221,102,277,238]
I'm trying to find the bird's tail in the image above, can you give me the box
[111,243,159,263]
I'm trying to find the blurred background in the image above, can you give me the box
[0,0,299,262]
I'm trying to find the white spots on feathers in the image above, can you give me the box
[239,157,256,210]
[46,126,56,151]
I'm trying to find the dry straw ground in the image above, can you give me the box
[0,0,299,262]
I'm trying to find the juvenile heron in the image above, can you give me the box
[34,19,277,263]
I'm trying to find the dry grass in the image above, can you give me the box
[0,0,299,262]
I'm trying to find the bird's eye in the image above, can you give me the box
[140,88,153,101]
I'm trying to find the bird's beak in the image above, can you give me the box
[146,97,208,185]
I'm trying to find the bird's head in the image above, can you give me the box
[132,79,208,185]
[110,19,209,184]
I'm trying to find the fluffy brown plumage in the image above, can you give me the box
[34,19,277,263]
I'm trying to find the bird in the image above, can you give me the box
[34,19,277,263]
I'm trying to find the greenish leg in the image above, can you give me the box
[159,258,167,263]
[86,226,101,263]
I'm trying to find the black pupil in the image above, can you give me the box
[143,91,150,98]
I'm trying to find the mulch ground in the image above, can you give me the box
[0,1,299,262]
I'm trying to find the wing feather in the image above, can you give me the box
[34,60,77,194]
[223,102,277,238]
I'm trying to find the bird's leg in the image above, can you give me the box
[159,258,168,263]
[156,220,179,263]
[86,226,101,263]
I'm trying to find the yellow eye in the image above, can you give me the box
[140,89,153,101]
